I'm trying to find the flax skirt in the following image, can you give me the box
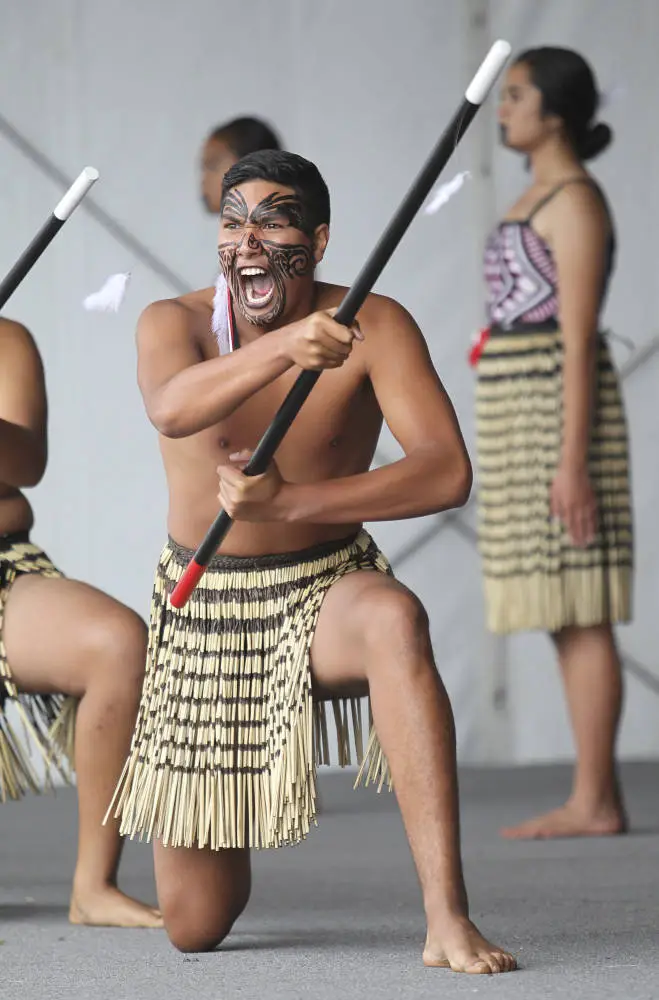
[108,529,392,852]
[0,532,77,802]
[475,327,634,635]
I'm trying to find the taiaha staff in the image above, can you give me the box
[0,166,99,310]
[170,39,512,609]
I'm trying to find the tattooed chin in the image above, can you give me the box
[220,241,314,328]
[228,262,283,327]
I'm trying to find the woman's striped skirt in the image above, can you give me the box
[475,325,634,635]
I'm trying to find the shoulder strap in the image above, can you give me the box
[526,177,596,222]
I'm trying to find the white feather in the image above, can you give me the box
[212,272,233,354]
[83,272,131,312]
[424,171,471,215]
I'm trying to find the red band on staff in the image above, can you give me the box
[169,560,206,608]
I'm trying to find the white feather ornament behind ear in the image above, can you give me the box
[212,272,234,355]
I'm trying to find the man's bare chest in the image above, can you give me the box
[190,363,381,470]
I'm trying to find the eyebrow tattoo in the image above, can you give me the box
[220,188,248,223]
[249,192,309,233]
[220,189,311,235]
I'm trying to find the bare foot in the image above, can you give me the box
[423,916,517,974]
[501,801,627,840]
[69,885,163,928]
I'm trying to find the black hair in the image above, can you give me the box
[515,46,612,160]
[221,150,331,231]
[208,116,282,159]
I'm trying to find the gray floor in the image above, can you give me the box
[1,762,659,1000]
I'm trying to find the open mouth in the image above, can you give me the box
[238,266,276,309]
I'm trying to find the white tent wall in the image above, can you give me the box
[0,1,656,778]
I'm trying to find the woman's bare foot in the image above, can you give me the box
[69,885,163,928]
[423,916,517,974]
[501,800,627,840]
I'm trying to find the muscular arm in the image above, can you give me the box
[137,300,294,438]
[0,320,47,488]
[550,184,610,469]
[281,299,472,523]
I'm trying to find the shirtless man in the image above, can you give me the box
[0,317,161,928]
[111,150,516,974]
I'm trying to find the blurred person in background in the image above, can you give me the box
[474,47,633,840]
[200,115,282,214]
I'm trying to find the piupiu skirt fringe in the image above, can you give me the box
[0,532,77,802]
[108,529,392,851]
[476,327,634,634]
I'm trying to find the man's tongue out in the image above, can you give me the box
[241,268,275,308]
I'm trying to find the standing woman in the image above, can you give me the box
[476,47,633,838]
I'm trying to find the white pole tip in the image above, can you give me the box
[465,39,512,106]
[54,166,100,221]
[491,40,513,61]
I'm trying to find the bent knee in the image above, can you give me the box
[167,917,234,953]
[357,582,430,653]
[82,605,148,688]
[164,898,248,953]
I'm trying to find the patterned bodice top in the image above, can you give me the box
[483,179,615,329]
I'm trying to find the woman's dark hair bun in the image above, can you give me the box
[576,121,613,161]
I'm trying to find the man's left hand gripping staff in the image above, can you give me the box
[217,449,288,522]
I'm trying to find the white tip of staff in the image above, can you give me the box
[83,272,131,313]
[424,171,471,215]
[465,39,512,106]
[54,166,100,221]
